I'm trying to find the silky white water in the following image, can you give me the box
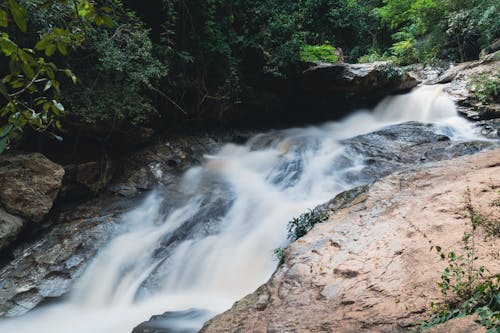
[0,86,482,333]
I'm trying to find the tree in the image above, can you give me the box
[0,0,113,153]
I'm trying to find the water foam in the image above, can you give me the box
[0,86,483,333]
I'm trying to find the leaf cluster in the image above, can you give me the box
[287,208,328,242]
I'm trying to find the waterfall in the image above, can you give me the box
[0,86,482,333]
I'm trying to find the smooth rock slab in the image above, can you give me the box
[200,149,500,333]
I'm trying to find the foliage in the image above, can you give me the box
[358,49,386,63]
[376,63,404,80]
[300,44,339,63]
[2,0,498,154]
[376,0,500,64]
[273,247,286,265]
[467,73,500,105]
[0,0,113,153]
[418,189,500,332]
[287,208,328,242]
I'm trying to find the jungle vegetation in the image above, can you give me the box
[0,0,498,152]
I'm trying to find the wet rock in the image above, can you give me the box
[0,211,118,317]
[0,208,25,252]
[200,149,500,333]
[0,153,64,222]
[132,309,211,333]
[341,121,495,183]
[475,118,500,139]
[60,159,114,201]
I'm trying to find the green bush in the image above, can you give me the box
[467,73,500,105]
[287,208,328,241]
[273,247,286,265]
[358,50,386,63]
[300,44,340,63]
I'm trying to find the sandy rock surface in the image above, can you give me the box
[201,148,500,333]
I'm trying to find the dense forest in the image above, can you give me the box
[0,0,498,153]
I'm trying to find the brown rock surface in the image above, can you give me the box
[426,316,485,333]
[0,153,64,222]
[201,149,500,333]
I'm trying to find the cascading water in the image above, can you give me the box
[0,85,484,333]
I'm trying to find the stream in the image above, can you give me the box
[0,85,487,333]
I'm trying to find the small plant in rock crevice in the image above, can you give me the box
[417,188,500,332]
[273,247,286,266]
[287,208,329,242]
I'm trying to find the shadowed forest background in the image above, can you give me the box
[0,0,498,154]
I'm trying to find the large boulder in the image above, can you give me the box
[0,153,64,222]
[0,153,64,252]
[300,61,419,96]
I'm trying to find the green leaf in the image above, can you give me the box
[100,6,113,13]
[0,9,8,27]
[0,136,7,154]
[0,37,18,56]
[45,44,56,57]
[64,69,77,84]
[35,37,52,51]
[43,80,52,92]
[56,42,67,56]
[9,0,27,32]
[0,124,13,138]
[21,63,35,79]
[52,100,64,112]
[0,81,8,97]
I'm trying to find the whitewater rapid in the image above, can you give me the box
[0,85,482,333]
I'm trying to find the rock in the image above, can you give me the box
[300,61,419,96]
[340,121,495,183]
[200,149,500,333]
[132,309,211,333]
[476,118,500,139]
[433,51,500,121]
[0,153,64,222]
[60,158,114,201]
[480,38,500,58]
[0,208,25,251]
[0,203,121,317]
[427,316,486,333]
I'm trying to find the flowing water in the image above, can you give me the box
[0,85,483,333]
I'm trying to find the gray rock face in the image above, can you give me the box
[0,153,64,222]
[341,122,495,183]
[132,309,211,333]
[0,203,119,317]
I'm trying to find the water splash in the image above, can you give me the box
[0,86,483,333]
